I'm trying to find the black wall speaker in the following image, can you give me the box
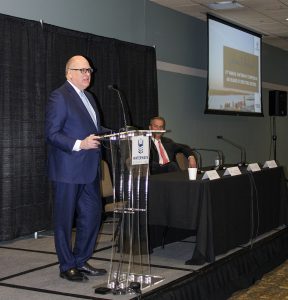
[269,90,287,116]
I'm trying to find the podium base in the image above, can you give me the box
[108,272,165,293]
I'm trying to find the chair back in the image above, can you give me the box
[176,153,189,170]
[100,160,113,198]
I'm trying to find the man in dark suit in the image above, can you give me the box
[45,55,108,281]
[149,116,197,174]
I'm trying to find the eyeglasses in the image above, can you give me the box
[69,68,94,74]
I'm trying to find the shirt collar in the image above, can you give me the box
[152,137,161,143]
[67,80,83,96]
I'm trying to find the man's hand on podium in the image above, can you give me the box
[80,134,101,149]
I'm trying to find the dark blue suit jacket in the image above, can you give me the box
[45,81,107,184]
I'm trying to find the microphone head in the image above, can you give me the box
[108,84,118,90]
[217,135,223,139]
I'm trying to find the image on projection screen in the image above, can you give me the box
[207,15,262,115]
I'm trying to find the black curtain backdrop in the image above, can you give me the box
[0,13,158,241]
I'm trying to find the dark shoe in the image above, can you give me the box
[60,268,88,281]
[77,262,107,276]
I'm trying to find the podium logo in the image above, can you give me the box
[138,138,144,154]
[132,136,149,165]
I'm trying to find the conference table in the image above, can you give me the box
[148,166,288,265]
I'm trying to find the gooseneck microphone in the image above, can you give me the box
[193,148,224,170]
[108,84,129,131]
[217,135,246,166]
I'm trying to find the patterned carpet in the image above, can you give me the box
[230,259,288,299]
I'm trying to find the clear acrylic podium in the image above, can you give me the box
[103,130,164,294]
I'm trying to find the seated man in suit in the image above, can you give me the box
[149,116,197,174]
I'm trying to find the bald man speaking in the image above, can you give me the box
[45,55,108,281]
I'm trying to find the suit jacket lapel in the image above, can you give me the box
[65,83,98,130]
[84,91,100,129]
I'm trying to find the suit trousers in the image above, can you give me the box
[53,175,102,272]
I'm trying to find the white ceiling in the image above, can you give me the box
[149,0,288,51]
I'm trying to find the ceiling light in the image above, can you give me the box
[207,0,244,10]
